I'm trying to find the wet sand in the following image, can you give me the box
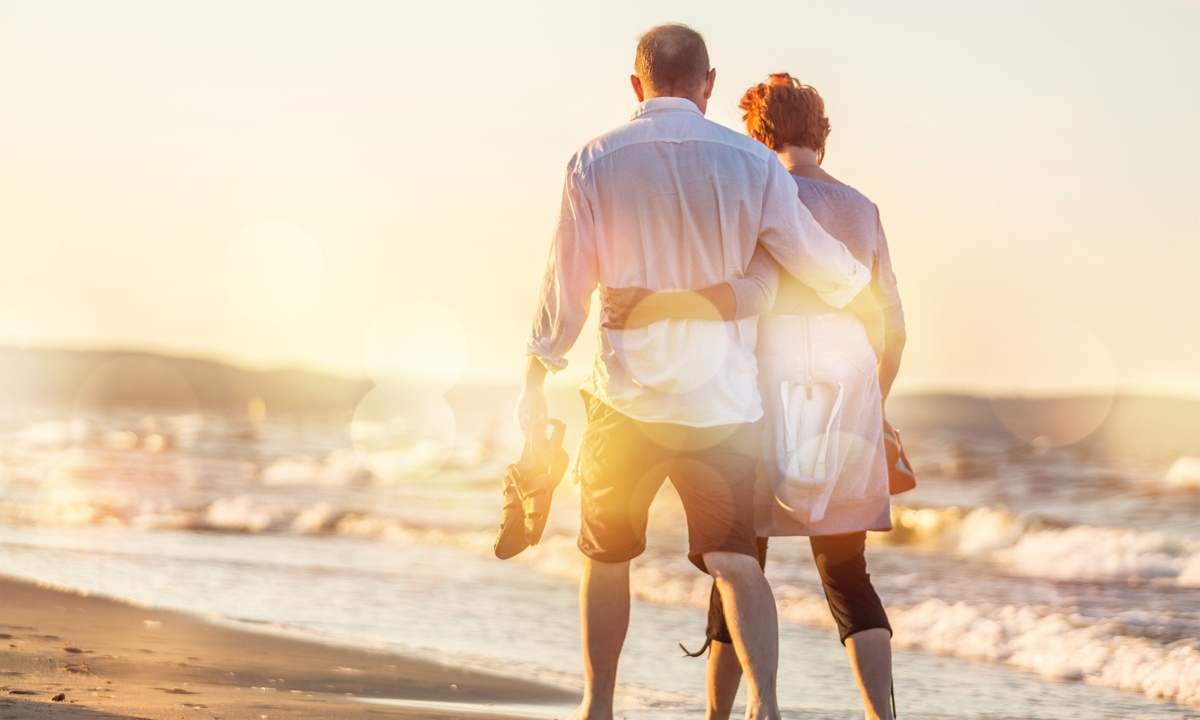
[0,575,577,719]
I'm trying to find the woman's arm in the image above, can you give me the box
[602,248,779,330]
[872,208,906,409]
[878,329,905,406]
[601,285,733,329]
[726,246,779,319]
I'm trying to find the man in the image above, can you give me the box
[516,24,869,720]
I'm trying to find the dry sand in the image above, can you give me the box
[0,575,578,719]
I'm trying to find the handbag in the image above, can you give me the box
[883,419,915,494]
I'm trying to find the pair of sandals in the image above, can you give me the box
[494,419,569,560]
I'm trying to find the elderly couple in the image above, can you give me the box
[515,23,906,720]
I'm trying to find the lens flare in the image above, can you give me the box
[74,356,200,413]
[989,316,1117,446]
[362,297,468,393]
[611,293,731,396]
[222,221,326,325]
[37,449,98,525]
[635,416,740,451]
[350,386,457,482]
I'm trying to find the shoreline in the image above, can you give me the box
[0,574,578,719]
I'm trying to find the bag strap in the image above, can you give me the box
[780,379,845,479]
[814,382,844,479]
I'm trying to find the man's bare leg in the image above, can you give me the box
[845,628,893,720]
[706,639,743,720]
[568,557,630,720]
[703,551,780,720]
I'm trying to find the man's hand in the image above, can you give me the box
[601,286,654,330]
[515,355,551,441]
[514,385,548,440]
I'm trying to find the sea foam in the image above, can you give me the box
[885,505,1200,587]
[892,598,1200,706]
[259,449,370,487]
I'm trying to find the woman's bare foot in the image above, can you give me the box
[563,700,614,720]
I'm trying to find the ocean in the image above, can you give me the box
[0,373,1198,719]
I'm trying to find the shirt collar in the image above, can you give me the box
[630,96,703,120]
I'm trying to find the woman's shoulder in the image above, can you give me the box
[793,176,878,215]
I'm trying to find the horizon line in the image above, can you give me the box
[3,341,1199,403]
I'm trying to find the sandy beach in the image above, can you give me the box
[0,575,577,720]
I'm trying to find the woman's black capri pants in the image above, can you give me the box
[706,532,891,646]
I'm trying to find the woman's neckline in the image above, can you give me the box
[787,169,853,189]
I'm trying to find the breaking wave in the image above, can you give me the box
[884,505,1200,588]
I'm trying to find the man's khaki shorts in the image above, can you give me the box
[575,392,761,573]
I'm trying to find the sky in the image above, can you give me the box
[1,0,1197,399]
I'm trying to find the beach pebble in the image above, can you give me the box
[52,693,65,702]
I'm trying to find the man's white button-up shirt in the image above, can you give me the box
[527,97,869,427]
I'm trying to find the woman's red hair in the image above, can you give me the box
[739,73,831,161]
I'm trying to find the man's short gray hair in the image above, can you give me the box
[634,24,710,96]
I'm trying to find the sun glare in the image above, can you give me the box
[222,221,326,325]
[362,297,468,392]
[350,385,457,482]
[614,292,729,395]
[988,315,1118,446]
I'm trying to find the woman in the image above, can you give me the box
[603,73,905,720]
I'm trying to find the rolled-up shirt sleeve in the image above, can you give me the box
[755,159,870,308]
[728,245,779,319]
[525,165,598,371]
